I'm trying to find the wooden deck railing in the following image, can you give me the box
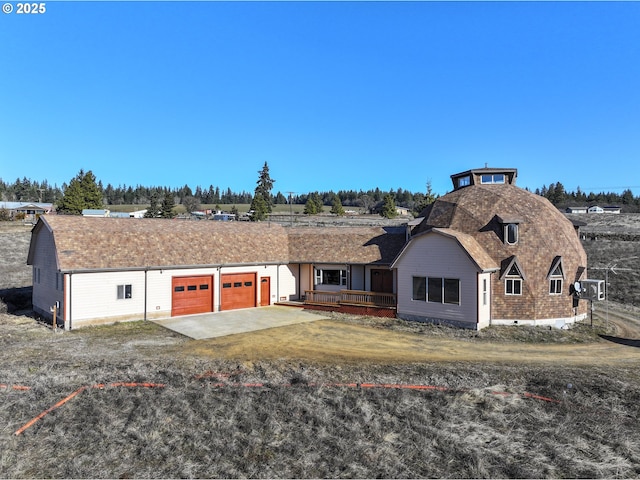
[304,290,396,309]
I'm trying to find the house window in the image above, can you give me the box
[482,278,488,306]
[412,276,426,301]
[427,277,460,305]
[502,257,525,296]
[505,223,518,245]
[548,258,564,295]
[315,268,347,286]
[428,277,443,303]
[481,174,505,184]
[117,284,132,299]
[457,175,471,188]
[550,278,563,295]
[33,267,40,284]
[443,278,460,305]
[505,278,522,295]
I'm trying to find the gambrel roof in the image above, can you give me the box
[391,227,499,273]
[28,216,406,271]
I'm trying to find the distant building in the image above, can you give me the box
[586,205,621,214]
[129,209,147,218]
[565,206,588,214]
[82,209,110,217]
[0,202,53,223]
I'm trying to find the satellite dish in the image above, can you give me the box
[573,282,582,293]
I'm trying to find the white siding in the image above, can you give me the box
[395,233,480,328]
[351,265,366,290]
[64,264,298,328]
[69,271,147,326]
[275,264,297,302]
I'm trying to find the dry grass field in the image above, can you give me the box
[1,218,640,478]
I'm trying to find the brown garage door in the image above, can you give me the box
[221,273,257,311]
[172,276,213,316]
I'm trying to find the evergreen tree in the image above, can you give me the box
[57,169,103,215]
[255,162,275,213]
[274,191,287,204]
[304,192,324,214]
[144,192,161,218]
[330,194,345,216]
[414,179,438,215]
[381,194,398,218]
[621,189,634,205]
[249,192,268,221]
[303,197,318,215]
[160,192,176,218]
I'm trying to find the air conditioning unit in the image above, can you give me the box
[577,279,605,301]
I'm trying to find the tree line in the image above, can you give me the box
[2,173,640,215]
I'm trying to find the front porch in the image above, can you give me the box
[301,289,397,318]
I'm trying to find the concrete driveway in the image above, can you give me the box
[152,305,328,339]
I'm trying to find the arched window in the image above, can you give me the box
[505,223,518,245]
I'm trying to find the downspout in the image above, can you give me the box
[476,272,480,330]
[277,264,280,303]
[489,272,493,327]
[217,266,222,312]
[68,273,72,331]
[144,268,148,321]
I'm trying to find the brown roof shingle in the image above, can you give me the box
[35,216,406,271]
[287,226,406,264]
[40,216,290,270]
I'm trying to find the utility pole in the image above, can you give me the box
[590,256,637,324]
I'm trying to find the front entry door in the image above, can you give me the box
[371,269,393,293]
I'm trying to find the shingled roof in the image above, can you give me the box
[287,226,406,264]
[31,216,290,271]
[30,216,406,271]
[413,183,586,270]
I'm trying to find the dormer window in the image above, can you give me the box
[457,175,471,188]
[500,256,526,296]
[481,174,505,184]
[497,215,522,245]
[505,223,518,245]
[547,257,564,295]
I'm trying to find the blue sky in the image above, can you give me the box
[1,1,639,197]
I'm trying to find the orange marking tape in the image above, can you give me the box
[0,384,31,391]
[14,386,87,436]
[14,382,165,436]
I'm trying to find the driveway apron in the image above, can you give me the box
[152,305,328,339]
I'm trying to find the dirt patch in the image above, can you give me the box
[175,305,640,367]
